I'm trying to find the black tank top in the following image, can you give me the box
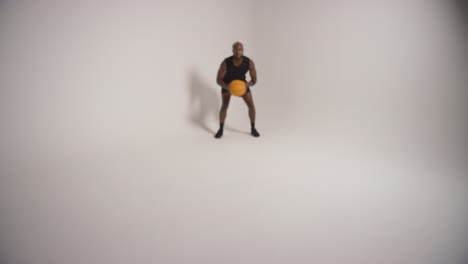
[222,55,250,84]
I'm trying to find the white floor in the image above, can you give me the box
[1,118,467,264]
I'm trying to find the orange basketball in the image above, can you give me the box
[228,80,247,96]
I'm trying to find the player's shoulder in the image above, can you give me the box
[220,56,231,66]
[245,56,255,67]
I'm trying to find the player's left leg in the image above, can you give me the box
[242,88,260,137]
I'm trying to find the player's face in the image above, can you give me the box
[233,44,243,58]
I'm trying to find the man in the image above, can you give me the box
[214,41,260,138]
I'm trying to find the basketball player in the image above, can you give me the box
[214,41,260,138]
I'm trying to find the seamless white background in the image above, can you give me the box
[1,1,467,264]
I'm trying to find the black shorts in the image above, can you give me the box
[221,86,251,94]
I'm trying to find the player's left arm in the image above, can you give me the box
[248,59,257,86]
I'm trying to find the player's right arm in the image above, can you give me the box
[217,61,228,89]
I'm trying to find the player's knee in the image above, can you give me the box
[248,104,255,110]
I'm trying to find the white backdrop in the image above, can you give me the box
[1,1,467,264]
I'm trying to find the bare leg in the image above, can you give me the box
[220,92,231,124]
[215,91,231,138]
[242,90,260,137]
[242,90,255,123]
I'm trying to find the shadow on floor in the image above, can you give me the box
[188,68,220,135]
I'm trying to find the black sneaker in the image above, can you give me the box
[251,128,260,137]
[214,129,223,138]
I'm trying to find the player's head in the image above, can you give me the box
[232,41,244,58]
